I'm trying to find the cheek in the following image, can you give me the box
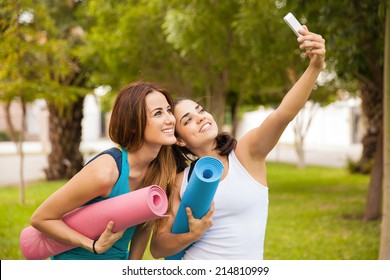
[170,115,176,125]
[206,112,215,121]
[175,124,187,138]
[175,124,195,142]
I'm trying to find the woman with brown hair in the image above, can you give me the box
[30,81,177,259]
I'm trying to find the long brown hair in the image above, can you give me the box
[109,81,176,194]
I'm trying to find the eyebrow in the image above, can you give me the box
[151,107,163,114]
[150,105,171,114]
[179,104,200,123]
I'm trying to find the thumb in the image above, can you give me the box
[106,221,115,232]
[186,207,194,220]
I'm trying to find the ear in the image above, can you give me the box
[176,137,187,147]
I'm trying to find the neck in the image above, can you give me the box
[127,144,161,172]
[191,139,219,158]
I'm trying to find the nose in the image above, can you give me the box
[165,112,176,124]
[196,115,206,124]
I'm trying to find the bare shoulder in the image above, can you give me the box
[78,153,120,196]
[32,153,120,218]
[232,144,268,186]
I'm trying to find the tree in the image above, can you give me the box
[297,0,385,220]
[79,0,193,114]
[380,0,390,260]
[41,0,94,180]
[82,0,334,168]
[1,0,92,183]
[0,0,52,203]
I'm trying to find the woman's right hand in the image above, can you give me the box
[93,221,125,254]
[186,203,214,241]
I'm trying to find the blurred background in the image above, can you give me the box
[0,0,389,260]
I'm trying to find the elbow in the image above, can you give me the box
[29,212,43,230]
[150,239,164,260]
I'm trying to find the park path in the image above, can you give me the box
[0,140,361,187]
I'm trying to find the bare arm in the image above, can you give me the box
[236,26,326,169]
[29,155,124,254]
[150,173,214,259]
[128,223,151,260]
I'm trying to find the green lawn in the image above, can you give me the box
[0,162,379,260]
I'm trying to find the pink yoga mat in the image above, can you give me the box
[20,185,168,260]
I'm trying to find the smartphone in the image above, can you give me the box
[283,12,304,37]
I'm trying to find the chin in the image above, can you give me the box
[164,136,177,145]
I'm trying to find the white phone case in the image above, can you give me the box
[284,12,304,37]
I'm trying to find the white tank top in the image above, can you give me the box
[180,151,269,260]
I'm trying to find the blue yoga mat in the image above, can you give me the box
[165,156,224,260]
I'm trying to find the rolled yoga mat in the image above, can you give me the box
[165,156,224,260]
[20,185,168,260]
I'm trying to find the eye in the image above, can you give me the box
[153,110,162,117]
[199,107,205,113]
[184,117,192,125]
[167,107,173,114]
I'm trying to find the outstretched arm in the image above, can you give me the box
[237,26,326,162]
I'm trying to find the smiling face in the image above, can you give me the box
[173,99,218,150]
[143,91,176,147]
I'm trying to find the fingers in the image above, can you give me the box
[186,203,215,220]
[105,220,115,232]
[204,202,215,219]
[298,25,324,44]
[297,27,325,57]
[94,221,125,254]
[186,207,194,220]
[105,220,124,238]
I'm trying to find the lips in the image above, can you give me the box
[199,122,212,132]
[162,128,174,134]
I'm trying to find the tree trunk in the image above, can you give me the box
[294,113,305,169]
[379,0,390,259]
[212,70,228,131]
[293,102,318,169]
[230,96,240,137]
[45,96,85,180]
[363,127,383,221]
[355,82,383,174]
[205,70,228,132]
[5,101,26,204]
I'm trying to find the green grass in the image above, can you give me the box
[265,163,378,259]
[0,163,379,260]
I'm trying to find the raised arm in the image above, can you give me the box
[237,26,325,162]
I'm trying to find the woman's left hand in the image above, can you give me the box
[298,26,326,69]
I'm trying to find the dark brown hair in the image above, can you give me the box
[172,98,237,173]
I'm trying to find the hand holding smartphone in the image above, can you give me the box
[284,12,311,45]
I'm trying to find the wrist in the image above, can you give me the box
[92,239,99,254]
[187,230,202,243]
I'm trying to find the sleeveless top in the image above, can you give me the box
[52,147,136,260]
[180,150,269,260]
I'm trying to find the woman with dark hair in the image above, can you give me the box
[30,81,177,259]
[151,26,326,259]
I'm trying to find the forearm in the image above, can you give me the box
[128,225,151,260]
[150,231,198,259]
[277,64,322,121]
[31,219,94,252]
